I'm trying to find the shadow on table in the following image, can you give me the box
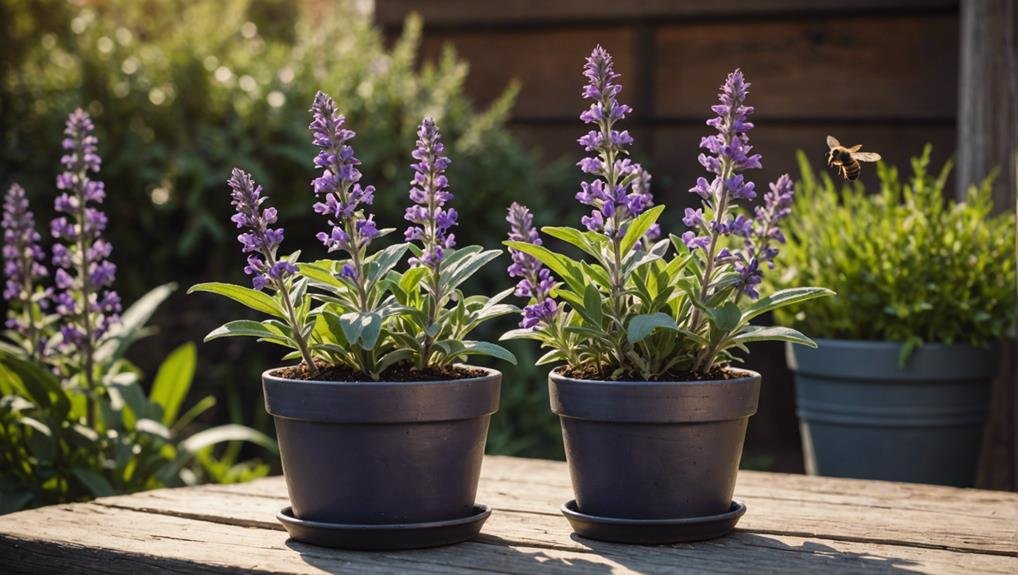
[568,531,926,574]
[285,535,618,574]
[285,531,924,574]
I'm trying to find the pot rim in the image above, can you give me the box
[549,367,761,423]
[808,338,1001,353]
[548,366,760,386]
[787,339,1001,381]
[262,364,502,387]
[263,364,502,423]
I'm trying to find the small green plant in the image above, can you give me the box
[772,145,1016,359]
[0,111,274,514]
[191,93,517,380]
[502,48,832,381]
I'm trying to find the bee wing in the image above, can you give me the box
[852,152,882,162]
[826,135,841,149]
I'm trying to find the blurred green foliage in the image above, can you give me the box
[772,146,1016,357]
[0,0,568,459]
[1,285,275,514]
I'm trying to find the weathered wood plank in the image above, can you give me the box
[652,15,958,120]
[1,500,1014,574]
[418,27,634,120]
[93,455,1018,556]
[376,0,959,28]
[412,14,956,121]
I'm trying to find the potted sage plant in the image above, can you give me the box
[774,147,1016,487]
[190,92,517,549]
[503,47,832,544]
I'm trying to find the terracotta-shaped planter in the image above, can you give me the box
[788,339,998,486]
[549,368,760,543]
[263,366,500,548]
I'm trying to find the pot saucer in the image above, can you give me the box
[277,505,491,550]
[561,500,746,544]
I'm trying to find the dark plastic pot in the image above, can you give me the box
[549,369,761,520]
[263,366,500,525]
[788,340,998,486]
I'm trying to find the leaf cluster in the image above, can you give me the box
[192,241,519,379]
[771,146,1016,356]
[503,207,832,380]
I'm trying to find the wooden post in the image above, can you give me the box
[957,0,1016,209]
[958,0,1018,491]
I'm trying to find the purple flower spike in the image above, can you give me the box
[734,174,795,299]
[309,91,378,269]
[228,168,294,290]
[506,202,557,329]
[3,184,49,350]
[3,184,48,303]
[575,45,651,239]
[405,117,456,269]
[51,109,120,347]
[684,69,766,272]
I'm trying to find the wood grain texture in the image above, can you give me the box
[651,15,958,120]
[0,456,1014,573]
[376,0,958,28]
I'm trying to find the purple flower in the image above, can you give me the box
[687,69,761,216]
[733,174,795,299]
[575,46,651,239]
[405,117,456,269]
[309,91,378,270]
[3,184,48,303]
[506,202,557,328]
[2,183,49,354]
[684,70,767,273]
[50,109,120,347]
[228,168,293,290]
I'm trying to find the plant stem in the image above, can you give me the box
[266,251,317,377]
[74,162,97,429]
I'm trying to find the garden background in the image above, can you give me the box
[2,0,1014,487]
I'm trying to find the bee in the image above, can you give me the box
[826,135,882,181]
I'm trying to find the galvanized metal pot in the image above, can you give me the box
[788,340,998,486]
[263,367,501,524]
[549,369,761,519]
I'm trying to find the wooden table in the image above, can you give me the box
[0,455,1015,573]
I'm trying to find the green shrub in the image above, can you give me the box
[772,146,1016,358]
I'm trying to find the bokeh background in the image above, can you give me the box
[2,0,1014,487]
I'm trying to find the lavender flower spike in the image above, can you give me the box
[3,183,49,350]
[683,69,762,252]
[405,117,456,269]
[576,45,650,239]
[228,168,295,290]
[309,91,378,280]
[735,174,795,299]
[506,202,557,329]
[50,108,121,349]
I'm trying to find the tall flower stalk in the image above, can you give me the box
[227,168,317,376]
[50,109,121,399]
[404,117,457,367]
[576,45,653,325]
[2,183,49,360]
[684,70,762,333]
[683,70,799,372]
[309,91,379,313]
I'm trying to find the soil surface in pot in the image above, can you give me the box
[558,364,738,382]
[272,361,486,382]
